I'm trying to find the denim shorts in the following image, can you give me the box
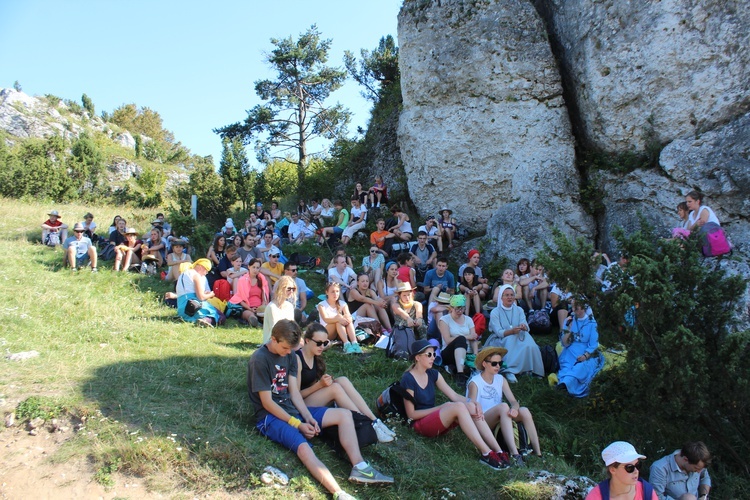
[256,406,329,453]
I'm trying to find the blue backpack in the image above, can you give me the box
[597,478,653,500]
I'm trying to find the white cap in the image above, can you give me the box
[601,441,646,466]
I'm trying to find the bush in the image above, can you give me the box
[540,219,750,484]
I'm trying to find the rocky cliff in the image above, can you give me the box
[397,0,749,259]
[397,0,594,257]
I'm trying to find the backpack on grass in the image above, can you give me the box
[287,252,321,270]
[386,326,416,360]
[540,345,560,376]
[376,381,416,423]
[45,232,60,247]
[319,410,377,459]
[527,309,551,335]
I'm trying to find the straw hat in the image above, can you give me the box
[476,347,508,368]
[436,292,452,304]
[396,281,412,293]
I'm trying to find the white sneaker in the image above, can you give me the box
[373,421,394,443]
[375,419,396,437]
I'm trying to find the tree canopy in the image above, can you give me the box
[214,25,350,186]
[344,35,400,102]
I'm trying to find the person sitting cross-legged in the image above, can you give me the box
[248,319,394,500]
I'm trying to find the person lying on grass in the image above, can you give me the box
[467,347,542,466]
[296,322,396,443]
[248,319,394,499]
[401,339,511,470]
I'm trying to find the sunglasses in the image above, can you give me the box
[309,339,330,347]
[370,250,378,253]
[270,255,280,258]
[420,351,436,358]
[288,268,298,272]
[620,462,642,473]
[74,230,84,233]
[485,361,502,367]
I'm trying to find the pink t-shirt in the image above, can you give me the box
[585,481,658,500]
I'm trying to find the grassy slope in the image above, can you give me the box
[1,198,618,499]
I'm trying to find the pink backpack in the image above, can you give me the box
[702,226,731,257]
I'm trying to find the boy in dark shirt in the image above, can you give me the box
[247,320,393,498]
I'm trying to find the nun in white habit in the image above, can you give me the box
[484,285,544,378]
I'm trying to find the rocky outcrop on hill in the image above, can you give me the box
[597,112,750,256]
[536,0,750,152]
[397,0,593,255]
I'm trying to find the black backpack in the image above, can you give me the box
[319,410,377,458]
[386,326,416,360]
[527,309,551,335]
[375,381,416,422]
[287,252,320,270]
[540,344,560,376]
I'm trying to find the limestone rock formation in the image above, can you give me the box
[539,0,750,152]
[398,0,593,257]
[598,112,750,257]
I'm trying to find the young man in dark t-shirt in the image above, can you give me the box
[248,320,393,498]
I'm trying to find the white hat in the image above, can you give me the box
[48,210,60,216]
[601,441,646,466]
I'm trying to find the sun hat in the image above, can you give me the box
[411,339,434,358]
[171,239,187,247]
[48,210,60,217]
[72,222,85,231]
[151,219,163,225]
[601,441,647,466]
[476,347,508,368]
[449,294,466,307]
[396,281,413,293]
[124,227,138,235]
[191,258,213,272]
[439,207,452,215]
[436,292,452,304]
[467,249,480,260]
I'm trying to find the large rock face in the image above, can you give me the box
[539,0,750,152]
[398,0,593,257]
[598,111,750,256]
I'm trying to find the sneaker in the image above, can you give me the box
[372,421,394,443]
[334,491,358,500]
[248,316,259,327]
[479,452,503,471]
[350,343,363,354]
[375,419,396,437]
[512,454,526,467]
[454,373,468,391]
[498,451,512,467]
[343,342,353,354]
[348,464,394,484]
[91,267,98,273]
[503,372,518,383]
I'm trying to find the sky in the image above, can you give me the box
[0,0,403,166]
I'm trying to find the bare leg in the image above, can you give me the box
[376,306,392,330]
[485,403,518,455]
[88,245,98,269]
[321,408,364,465]
[296,443,342,495]
[438,403,491,455]
[114,249,124,271]
[514,407,541,456]
[65,247,76,268]
[536,288,548,309]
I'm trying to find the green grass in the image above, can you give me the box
[6,197,733,498]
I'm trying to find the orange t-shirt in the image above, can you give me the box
[370,230,391,248]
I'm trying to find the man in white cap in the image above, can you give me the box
[63,223,98,272]
[41,210,68,246]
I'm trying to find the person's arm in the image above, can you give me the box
[500,377,521,418]
[207,247,218,265]
[439,318,456,345]
[697,469,711,498]
[435,372,482,419]
[647,461,669,500]
[260,264,282,282]
[427,250,437,266]
[317,302,345,325]
[391,302,413,325]
[193,274,215,301]
[467,380,479,402]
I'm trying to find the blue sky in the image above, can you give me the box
[0,0,402,166]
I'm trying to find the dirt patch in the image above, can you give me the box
[0,420,159,500]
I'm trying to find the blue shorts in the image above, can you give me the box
[75,254,90,266]
[333,226,344,235]
[256,406,329,453]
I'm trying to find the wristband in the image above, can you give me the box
[287,416,302,428]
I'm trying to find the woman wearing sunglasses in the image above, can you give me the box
[296,323,396,443]
[467,347,541,466]
[586,441,657,500]
[261,275,297,345]
[401,339,510,471]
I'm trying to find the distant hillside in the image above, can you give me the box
[0,88,202,205]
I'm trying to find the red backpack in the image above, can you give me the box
[212,279,232,302]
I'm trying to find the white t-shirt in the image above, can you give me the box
[328,266,357,293]
[176,269,198,295]
[439,314,475,349]
[418,225,439,238]
[468,373,506,412]
[288,220,307,239]
[688,205,720,227]
[350,205,367,223]
[63,236,93,257]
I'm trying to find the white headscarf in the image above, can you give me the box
[497,284,516,310]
